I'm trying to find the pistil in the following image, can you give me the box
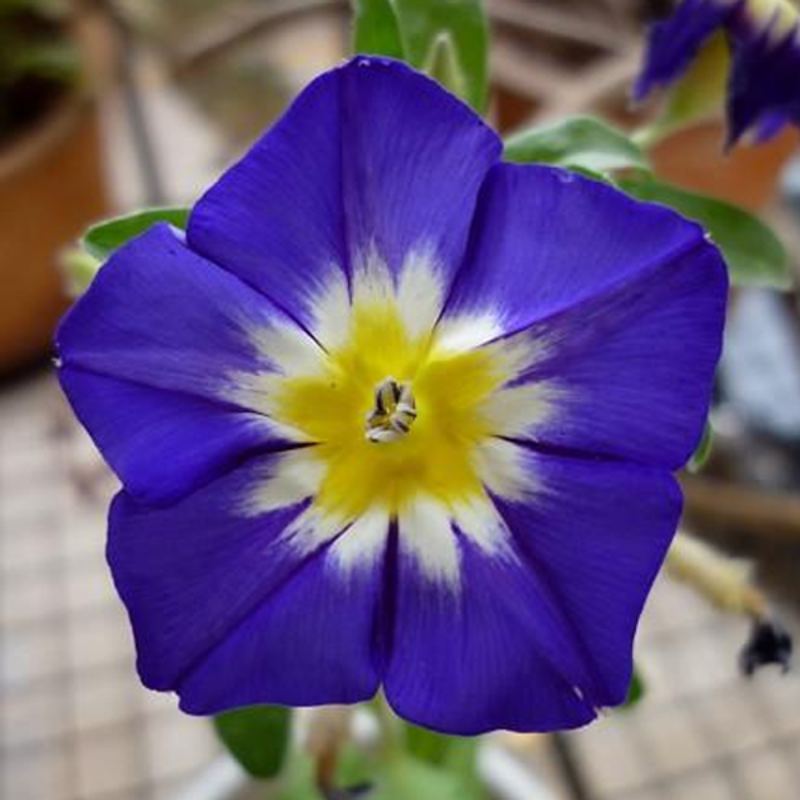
[365,378,417,443]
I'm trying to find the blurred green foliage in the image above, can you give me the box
[352,0,488,111]
[81,208,190,262]
[213,705,292,779]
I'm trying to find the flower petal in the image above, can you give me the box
[634,0,736,102]
[187,56,501,340]
[57,224,320,504]
[440,166,726,469]
[495,448,681,711]
[441,164,717,340]
[727,7,800,143]
[384,509,594,735]
[108,452,389,712]
[384,444,680,734]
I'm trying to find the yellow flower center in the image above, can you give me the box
[270,296,509,521]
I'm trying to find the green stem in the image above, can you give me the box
[373,692,403,758]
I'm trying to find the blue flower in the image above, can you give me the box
[635,0,800,145]
[57,57,727,735]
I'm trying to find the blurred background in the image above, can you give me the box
[2,1,800,799]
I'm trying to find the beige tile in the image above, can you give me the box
[636,704,713,776]
[144,710,219,782]
[738,749,795,800]
[693,684,774,756]
[1,569,61,626]
[1,744,72,800]
[569,716,650,795]
[751,670,800,737]
[73,669,140,733]
[660,627,742,698]
[666,770,736,800]
[75,727,143,797]
[1,626,66,689]
[61,511,109,566]
[0,524,59,572]
[67,608,133,672]
[64,560,115,613]
[644,575,717,637]
[1,682,70,748]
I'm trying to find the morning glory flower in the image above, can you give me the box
[57,57,727,735]
[635,0,800,144]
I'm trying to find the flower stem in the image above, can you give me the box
[372,692,403,758]
[665,532,766,617]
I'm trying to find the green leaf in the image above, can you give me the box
[82,207,190,262]
[504,117,650,176]
[352,0,404,59]
[688,421,714,473]
[399,722,482,800]
[620,177,790,289]
[392,0,488,111]
[213,705,292,779]
[375,754,485,800]
[423,32,469,104]
[621,668,646,710]
[404,723,452,766]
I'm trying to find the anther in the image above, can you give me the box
[365,378,417,444]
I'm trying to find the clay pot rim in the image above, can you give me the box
[0,89,95,184]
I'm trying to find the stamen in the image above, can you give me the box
[366,378,417,444]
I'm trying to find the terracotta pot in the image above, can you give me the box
[0,91,108,375]
[651,120,800,212]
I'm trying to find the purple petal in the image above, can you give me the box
[57,224,314,504]
[442,163,725,337]
[634,0,738,101]
[497,223,726,468]
[727,8,800,144]
[384,533,596,735]
[109,454,388,711]
[495,450,681,713]
[384,451,679,734]
[59,369,280,505]
[188,56,500,334]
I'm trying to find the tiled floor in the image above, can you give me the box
[562,577,800,800]
[0,374,220,800]
[4,23,800,800]
[3,370,800,800]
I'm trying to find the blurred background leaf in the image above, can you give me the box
[352,0,404,59]
[621,177,791,289]
[688,421,715,474]
[82,207,190,262]
[621,668,646,710]
[505,116,650,176]
[213,705,292,779]
[392,0,488,111]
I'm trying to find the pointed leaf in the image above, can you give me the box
[621,668,646,710]
[504,116,649,175]
[213,705,292,779]
[688,420,714,474]
[352,0,404,59]
[423,32,469,102]
[82,207,190,262]
[393,0,488,111]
